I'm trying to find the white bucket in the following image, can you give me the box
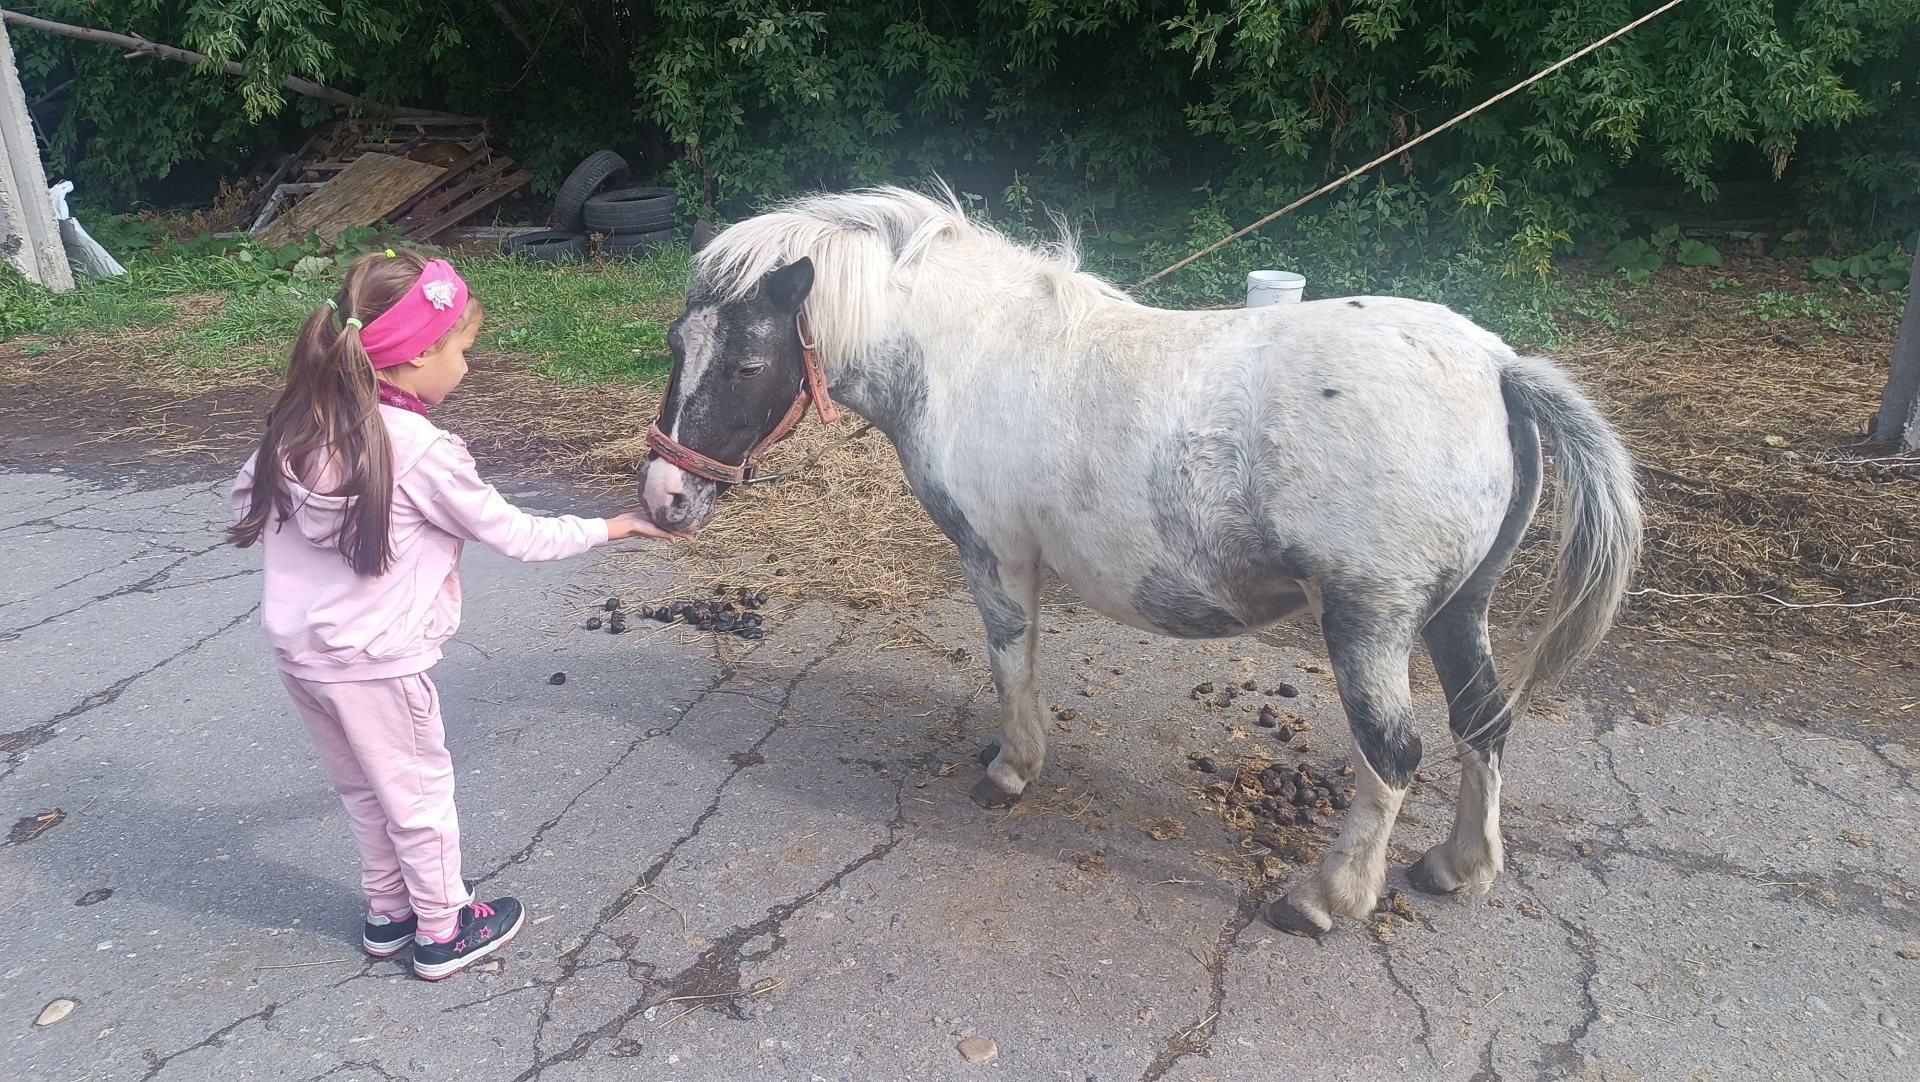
[1246,270,1306,307]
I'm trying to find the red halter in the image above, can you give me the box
[646,312,839,485]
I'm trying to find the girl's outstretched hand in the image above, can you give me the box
[606,512,691,542]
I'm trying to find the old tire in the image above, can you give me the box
[583,187,678,233]
[505,230,589,262]
[598,227,676,259]
[552,150,630,233]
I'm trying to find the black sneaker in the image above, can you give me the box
[411,898,525,981]
[362,910,418,958]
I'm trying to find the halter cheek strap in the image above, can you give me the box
[646,312,838,485]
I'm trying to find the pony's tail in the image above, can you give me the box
[1494,355,1642,717]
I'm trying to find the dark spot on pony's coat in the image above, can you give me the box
[1348,300,1365,308]
[845,339,1030,653]
[1322,388,1340,398]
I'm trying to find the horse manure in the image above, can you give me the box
[1257,705,1279,727]
[548,672,567,686]
[1269,682,1300,698]
[1191,682,1215,696]
[1241,680,1257,691]
[74,888,112,907]
[585,616,603,630]
[608,618,627,633]
[1274,727,1294,743]
[1055,708,1079,721]
[1295,808,1318,826]
[1330,788,1353,810]
[603,597,622,612]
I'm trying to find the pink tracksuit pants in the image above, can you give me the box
[279,671,471,934]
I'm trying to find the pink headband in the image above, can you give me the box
[359,259,471,369]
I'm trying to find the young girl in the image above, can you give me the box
[230,250,679,980]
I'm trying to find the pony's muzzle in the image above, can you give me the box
[639,456,718,531]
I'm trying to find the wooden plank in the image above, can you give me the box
[256,153,445,247]
[385,144,494,223]
[407,168,535,242]
[397,158,512,226]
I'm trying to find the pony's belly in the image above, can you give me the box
[1062,566,1312,640]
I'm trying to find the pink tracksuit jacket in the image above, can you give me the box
[232,404,608,681]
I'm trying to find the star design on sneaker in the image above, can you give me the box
[411,897,525,980]
[422,279,456,310]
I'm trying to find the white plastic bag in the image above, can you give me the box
[48,180,126,280]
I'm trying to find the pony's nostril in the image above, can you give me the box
[669,492,687,510]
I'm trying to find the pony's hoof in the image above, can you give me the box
[1406,852,1463,896]
[1264,896,1329,938]
[974,741,1000,768]
[969,776,1021,809]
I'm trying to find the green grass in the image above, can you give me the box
[461,250,689,383]
[0,242,693,382]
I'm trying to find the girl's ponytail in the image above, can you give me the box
[229,250,435,576]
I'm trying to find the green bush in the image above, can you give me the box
[10,0,1919,301]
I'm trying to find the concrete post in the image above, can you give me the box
[0,20,73,291]
[1872,244,1920,450]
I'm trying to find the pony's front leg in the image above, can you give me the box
[963,556,1044,809]
[1269,596,1422,936]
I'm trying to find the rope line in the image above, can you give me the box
[1131,0,1691,292]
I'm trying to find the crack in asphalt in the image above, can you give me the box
[297,1060,411,1082]
[497,618,863,1079]
[1369,921,1438,1063]
[650,773,910,1014]
[1467,1036,1501,1081]
[0,540,232,637]
[0,603,259,787]
[1515,879,1601,1082]
[1137,870,1269,1082]
[1865,742,1919,791]
[138,1003,279,1081]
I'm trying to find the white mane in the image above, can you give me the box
[693,186,1132,366]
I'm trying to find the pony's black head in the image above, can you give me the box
[639,235,815,533]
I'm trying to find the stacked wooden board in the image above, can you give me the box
[248,117,535,246]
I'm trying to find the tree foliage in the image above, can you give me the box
[12,0,1919,257]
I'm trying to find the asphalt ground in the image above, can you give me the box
[4,456,1917,1082]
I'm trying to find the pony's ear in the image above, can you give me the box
[763,257,814,313]
[690,220,718,254]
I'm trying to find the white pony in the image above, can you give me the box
[639,188,1641,936]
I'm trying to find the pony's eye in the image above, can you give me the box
[737,362,767,378]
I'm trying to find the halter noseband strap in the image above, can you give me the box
[646,312,839,486]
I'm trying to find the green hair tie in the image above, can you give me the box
[384,248,396,258]
[344,317,363,330]
[325,298,338,310]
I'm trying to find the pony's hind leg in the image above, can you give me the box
[965,556,1046,808]
[1407,596,1510,895]
[1268,591,1422,936]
